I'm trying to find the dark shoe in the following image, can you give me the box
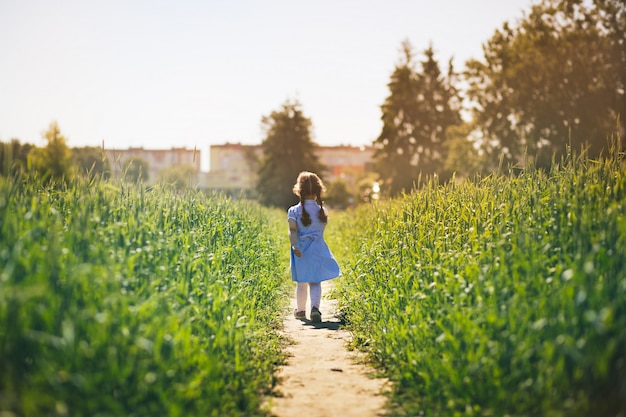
[294,310,306,319]
[310,307,322,323]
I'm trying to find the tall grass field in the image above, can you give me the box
[0,177,290,416]
[330,151,625,416]
[2,148,625,417]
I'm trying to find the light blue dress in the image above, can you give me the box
[288,200,341,283]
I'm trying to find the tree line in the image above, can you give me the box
[0,122,110,181]
[0,121,198,189]
[258,0,624,205]
[3,0,624,206]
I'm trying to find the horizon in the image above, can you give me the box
[102,140,376,173]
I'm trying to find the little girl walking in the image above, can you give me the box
[288,171,341,322]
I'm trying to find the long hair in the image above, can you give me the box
[292,171,328,226]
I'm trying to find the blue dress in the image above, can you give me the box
[288,200,341,283]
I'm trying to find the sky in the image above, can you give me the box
[0,0,533,171]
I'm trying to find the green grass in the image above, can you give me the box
[4,148,625,417]
[0,176,290,416]
[331,150,626,416]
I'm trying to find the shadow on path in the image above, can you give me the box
[297,319,342,331]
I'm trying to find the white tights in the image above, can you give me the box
[295,282,321,312]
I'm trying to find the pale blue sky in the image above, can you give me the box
[0,0,532,170]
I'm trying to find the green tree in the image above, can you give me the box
[159,164,197,190]
[583,0,625,141]
[465,0,625,169]
[325,178,351,209]
[29,121,73,181]
[257,100,324,208]
[357,172,382,203]
[122,157,149,183]
[374,41,461,196]
[72,146,110,179]
[0,139,33,177]
[444,122,485,178]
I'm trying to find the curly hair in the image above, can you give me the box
[292,171,328,226]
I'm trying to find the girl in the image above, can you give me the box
[288,171,341,322]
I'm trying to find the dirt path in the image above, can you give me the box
[267,281,389,417]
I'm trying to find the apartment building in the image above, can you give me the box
[202,143,262,191]
[201,143,374,193]
[103,143,375,193]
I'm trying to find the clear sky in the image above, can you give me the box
[0,0,532,170]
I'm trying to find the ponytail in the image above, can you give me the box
[300,197,312,226]
[317,196,328,224]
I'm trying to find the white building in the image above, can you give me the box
[200,143,374,194]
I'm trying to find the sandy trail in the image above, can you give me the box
[268,281,388,417]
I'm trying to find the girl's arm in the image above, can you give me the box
[288,219,302,257]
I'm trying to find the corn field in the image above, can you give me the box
[0,178,289,416]
[1,147,625,416]
[331,149,626,416]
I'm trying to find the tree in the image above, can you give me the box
[325,178,351,209]
[357,172,382,203]
[72,146,110,179]
[0,139,33,177]
[159,164,197,190]
[374,40,462,196]
[257,100,324,208]
[29,121,73,181]
[444,123,485,178]
[582,0,625,142]
[122,157,149,183]
[465,0,625,169]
